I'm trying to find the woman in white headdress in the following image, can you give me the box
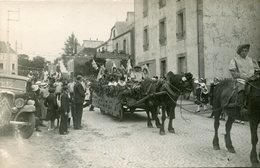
[142,64,150,79]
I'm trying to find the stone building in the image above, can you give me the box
[134,0,260,81]
[0,41,17,75]
[97,12,135,58]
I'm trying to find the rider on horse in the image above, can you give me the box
[229,44,259,116]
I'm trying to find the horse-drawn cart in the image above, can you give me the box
[91,83,167,121]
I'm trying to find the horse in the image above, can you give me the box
[211,73,260,166]
[140,72,193,135]
[247,73,260,166]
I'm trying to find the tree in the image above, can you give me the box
[32,56,46,69]
[18,54,31,76]
[63,33,79,56]
[18,55,47,76]
[62,33,79,66]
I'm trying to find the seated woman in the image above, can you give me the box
[108,75,118,86]
[118,76,126,87]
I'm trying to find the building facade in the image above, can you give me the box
[134,0,260,82]
[97,12,135,60]
[0,41,18,75]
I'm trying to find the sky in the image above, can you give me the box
[0,0,134,62]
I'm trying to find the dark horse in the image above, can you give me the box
[212,72,260,166]
[140,72,193,135]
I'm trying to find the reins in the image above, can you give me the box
[246,81,260,90]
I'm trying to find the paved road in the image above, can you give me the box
[0,103,259,168]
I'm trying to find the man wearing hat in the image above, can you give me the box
[229,44,259,117]
[132,65,144,82]
[73,74,85,129]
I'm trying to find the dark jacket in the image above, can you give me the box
[73,81,85,104]
[61,92,70,113]
[44,93,58,111]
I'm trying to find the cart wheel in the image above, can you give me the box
[16,113,35,139]
[100,109,105,114]
[130,107,135,114]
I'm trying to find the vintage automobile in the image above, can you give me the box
[0,74,35,139]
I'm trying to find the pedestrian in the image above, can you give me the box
[59,85,70,135]
[31,84,41,132]
[195,78,209,113]
[39,82,49,126]
[44,87,58,131]
[73,75,85,129]
[68,78,75,127]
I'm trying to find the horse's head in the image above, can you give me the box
[166,72,193,94]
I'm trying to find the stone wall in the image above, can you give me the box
[203,0,260,81]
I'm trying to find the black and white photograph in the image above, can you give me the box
[0,0,260,167]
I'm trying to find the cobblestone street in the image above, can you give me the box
[0,101,259,168]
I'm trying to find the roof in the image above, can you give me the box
[0,41,16,54]
[77,48,97,56]
[96,52,131,60]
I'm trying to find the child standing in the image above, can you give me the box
[59,85,70,135]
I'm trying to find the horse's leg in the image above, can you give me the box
[213,112,221,150]
[168,105,175,133]
[225,116,236,153]
[250,120,259,165]
[146,107,153,128]
[160,105,166,135]
[152,106,161,128]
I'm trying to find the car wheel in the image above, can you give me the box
[16,113,35,139]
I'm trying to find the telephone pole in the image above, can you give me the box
[7,9,20,75]
[7,9,20,52]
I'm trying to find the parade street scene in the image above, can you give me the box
[0,0,260,167]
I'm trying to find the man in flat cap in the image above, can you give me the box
[73,74,85,129]
[229,44,259,117]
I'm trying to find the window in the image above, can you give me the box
[12,64,15,70]
[176,10,186,40]
[160,59,167,78]
[143,26,149,51]
[177,53,187,73]
[159,0,166,8]
[123,39,127,53]
[159,18,167,45]
[0,63,3,70]
[113,29,116,38]
[116,43,119,53]
[143,0,148,17]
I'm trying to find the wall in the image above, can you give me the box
[0,53,17,75]
[134,0,199,78]
[203,0,260,81]
[112,30,133,55]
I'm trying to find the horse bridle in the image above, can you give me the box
[166,81,182,94]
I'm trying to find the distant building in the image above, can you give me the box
[134,0,260,81]
[77,39,103,57]
[82,39,103,48]
[96,40,113,53]
[0,41,17,75]
[96,12,135,61]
